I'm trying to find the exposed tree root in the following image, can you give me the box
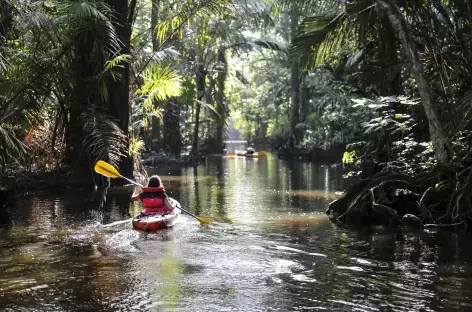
[327,159,472,230]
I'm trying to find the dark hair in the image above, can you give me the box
[148,175,162,187]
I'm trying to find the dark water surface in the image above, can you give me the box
[1,154,472,311]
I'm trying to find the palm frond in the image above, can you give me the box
[278,0,340,16]
[261,82,289,107]
[132,47,180,73]
[13,10,55,33]
[0,123,28,165]
[290,1,376,68]
[231,40,288,53]
[0,52,7,71]
[82,110,127,167]
[195,99,222,121]
[56,0,121,56]
[290,13,347,68]
[154,0,234,44]
[456,89,472,131]
[129,136,145,156]
[136,65,182,110]
[103,53,132,81]
[57,0,110,23]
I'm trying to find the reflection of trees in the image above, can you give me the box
[155,245,184,309]
[0,191,10,225]
[176,153,346,222]
[288,161,300,208]
[306,228,472,311]
[130,242,183,310]
[193,166,203,216]
[89,253,129,308]
[0,230,130,311]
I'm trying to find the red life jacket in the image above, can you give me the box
[139,187,172,214]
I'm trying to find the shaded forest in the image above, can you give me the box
[2,0,472,228]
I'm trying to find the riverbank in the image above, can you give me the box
[275,143,345,164]
[140,150,206,167]
[0,151,206,198]
[0,169,96,197]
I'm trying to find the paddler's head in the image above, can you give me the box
[148,175,162,187]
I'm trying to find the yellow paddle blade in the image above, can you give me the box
[94,160,121,178]
[258,151,266,155]
[196,216,217,223]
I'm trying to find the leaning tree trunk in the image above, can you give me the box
[214,45,228,153]
[290,6,301,146]
[377,0,452,164]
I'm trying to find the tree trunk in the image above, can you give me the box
[378,17,401,95]
[192,65,206,156]
[300,71,310,123]
[215,45,228,153]
[0,0,13,46]
[64,106,86,170]
[163,101,182,156]
[150,0,162,152]
[65,28,96,172]
[377,0,452,163]
[104,0,136,179]
[290,6,301,145]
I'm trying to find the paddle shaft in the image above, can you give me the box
[177,204,205,223]
[120,175,142,187]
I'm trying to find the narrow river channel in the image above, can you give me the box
[1,154,472,311]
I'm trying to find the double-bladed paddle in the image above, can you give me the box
[94,160,215,224]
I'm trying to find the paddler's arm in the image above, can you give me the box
[164,197,175,211]
[131,187,142,201]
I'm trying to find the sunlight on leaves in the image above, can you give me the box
[136,64,182,110]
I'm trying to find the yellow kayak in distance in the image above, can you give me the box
[235,151,267,158]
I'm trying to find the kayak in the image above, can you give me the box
[132,197,182,232]
[236,152,266,158]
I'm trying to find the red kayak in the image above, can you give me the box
[132,198,182,232]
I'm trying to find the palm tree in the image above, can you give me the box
[277,0,341,145]
[290,0,453,163]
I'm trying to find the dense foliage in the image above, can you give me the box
[3,0,472,227]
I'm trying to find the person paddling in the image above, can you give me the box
[131,175,176,215]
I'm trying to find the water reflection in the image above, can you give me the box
[1,154,472,311]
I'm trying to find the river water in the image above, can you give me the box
[1,154,472,311]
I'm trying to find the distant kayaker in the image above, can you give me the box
[131,175,176,215]
[246,146,255,155]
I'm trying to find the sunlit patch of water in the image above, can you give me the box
[289,190,344,200]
